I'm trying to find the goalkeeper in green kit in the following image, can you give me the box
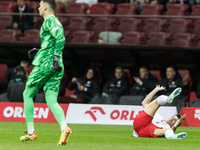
[20,0,71,145]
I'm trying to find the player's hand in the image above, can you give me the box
[53,55,62,72]
[180,114,186,122]
[28,48,40,60]
[78,85,85,91]
[155,85,165,91]
[133,76,141,84]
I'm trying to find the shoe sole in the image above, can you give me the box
[169,132,187,139]
[167,87,182,103]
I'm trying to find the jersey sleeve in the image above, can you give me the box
[46,18,65,56]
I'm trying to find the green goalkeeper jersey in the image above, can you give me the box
[32,15,65,68]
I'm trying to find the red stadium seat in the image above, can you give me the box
[66,3,89,14]
[190,5,200,17]
[0,1,13,12]
[167,25,189,36]
[0,29,20,43]
[0,15,12,29]
[143,18,168,32]
[171,33,196,47]
[146,32,171,46]
[115,3,138,15]
[189,91,197,106]
[0,64,8,83]
[165,4,189,16]
[55,2,66,13]
[117,18,142,33]
[90,2,115,14]
[124,68,133,86]
[149,70,162,81]
[26,1,39,13]
[70,31,94,44]
[178,69,193,101]
[140,4,164,15]
[65,88,75,97]
[20,29,40,43]
[120,31,145,45]
[143,24,165,35]
[192,19,200,40]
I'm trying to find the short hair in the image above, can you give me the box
[167,65,177,72]
[139,65,149,72]
[115,66,124,72]
[42,0,56,11]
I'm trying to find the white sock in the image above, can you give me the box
[60,121,67,132]
[165,129,174,139]
[28,128,34,135]
[157,95,168,105]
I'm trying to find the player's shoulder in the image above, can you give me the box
[45,15,62,27]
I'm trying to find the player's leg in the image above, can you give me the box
[44,70,71,145]
[154,128,187,139]
[144,87,182,117]
[20,66,52,142]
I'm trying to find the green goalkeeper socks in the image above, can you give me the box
[45,90,67,131]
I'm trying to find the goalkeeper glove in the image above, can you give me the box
[53,55,62,72]
[28,48,40,60]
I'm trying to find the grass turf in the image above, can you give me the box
[0,121,199,150]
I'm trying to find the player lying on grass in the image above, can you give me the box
[133,85,187,139]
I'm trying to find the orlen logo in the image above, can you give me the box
[85,107,105,122]
[3,106,49,119]
[194,109,200,120]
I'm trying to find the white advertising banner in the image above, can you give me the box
[66,104,177,125]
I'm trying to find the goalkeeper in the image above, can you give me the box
[133,85,187,139]
[20,0,71,145]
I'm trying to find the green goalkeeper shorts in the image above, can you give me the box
[25,66,64,93]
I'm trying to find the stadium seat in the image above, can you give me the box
[92,17,116,26]
[0,1,13,12]
[165,4,189,16]
[26,1,39,13]
[167,25,189,36]
[192,19,200,41]
[66,3,89,14]
[0,29,20,43]
[140,4,164,15]
[189,91,198,106]
[69,17,91,26]
[20,29,40,43]
[33,16,43,29]
[146,32,171,46]
[92,24,114,38]
[149,70,162,81]
[115,3,138,15]
[124,68,133,86]
[120,31,145,45]
[171,33,196,47]
[0,63,8,83]
[143,24,165,35]
[178,69,193,101]
[54,2,66,13]
[117,18,142,33]
[65,88,75,97]
[90,2,115,14]
[143,18,168,32]
[26,65,34,76]
[96,67,102,84]
[70,31,94,44]
[0,15,12,29]
[190,5,200,17]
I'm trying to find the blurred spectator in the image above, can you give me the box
[90,66,129,104]
[0,66,27,102]
[56,0,76,9]
[157,65,188,113]
[131,0,150,14]
[120,66,157,105]
[97,31,122,44]
[1,60,30,93]
[58,67,100,103]
[6,0,34,34]
[76,0,98,6]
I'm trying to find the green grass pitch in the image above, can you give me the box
[0,121,200,150]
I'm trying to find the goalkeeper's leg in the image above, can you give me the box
[45,90,72,145]
[20,86,38,141]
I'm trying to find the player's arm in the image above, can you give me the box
[47,20,65,71]
[142,85,165,108]
[172,114,186,132]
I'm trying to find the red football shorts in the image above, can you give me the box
[133,110,160,138]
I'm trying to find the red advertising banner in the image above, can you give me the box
[0,102,69,123]
[180,107,200,127]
